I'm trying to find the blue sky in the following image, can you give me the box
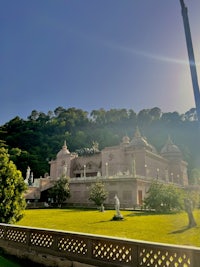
[1,0,200,125]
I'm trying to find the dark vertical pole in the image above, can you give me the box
[179,0,200,128]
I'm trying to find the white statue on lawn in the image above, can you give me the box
[113,195,123,220]
[24,166,31,185]
[114,195,120,216]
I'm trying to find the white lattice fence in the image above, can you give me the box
[0,224,199,267]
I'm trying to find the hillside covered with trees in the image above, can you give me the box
[0,107,199,183]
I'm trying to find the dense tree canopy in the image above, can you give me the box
[89,181,108,208]
[144,181,184,213]
[48,176,70,206]
[0,107,199,182]
[0,147,27,223]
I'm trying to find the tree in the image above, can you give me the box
[48,176,70,207]
[144,181,183,213]
[149,107,162,121]
[161,111,181,124]
[183,187,199,228]
[89,181,108,211]
[27,110,40,120]
[1,105,200,180]
[184,198,197,228]
[0,139,6,148]
[190,168,200,185]
[184,108,197,121]
[9,147,22,162]
[137,109,152,128]
[90,108,106,125]
[0,147,27,223]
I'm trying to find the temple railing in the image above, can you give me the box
[0,223,200,267]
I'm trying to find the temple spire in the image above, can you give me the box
[63,140,67,148]
[134,126,141,138]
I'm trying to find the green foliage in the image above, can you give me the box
[0,140,6,148]
[89,181,108,207]
[0,147,27,223]
[144,181,184,213]
[190,168,200,185]
[48,176,70,206]
[184,187,200,209]
[0,106,199,182]
[76,141,100,156]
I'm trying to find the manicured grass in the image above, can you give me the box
[16,209,200,247]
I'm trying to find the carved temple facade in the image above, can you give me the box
[25,128,188,208]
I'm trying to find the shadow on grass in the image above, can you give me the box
[125,211,156,217]
[91,220,126,224]
[169,225,199,234]
[125,210,182,217]
[59,208,97,212]
[89,218,127,224]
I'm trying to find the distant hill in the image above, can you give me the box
[0,106,199,183]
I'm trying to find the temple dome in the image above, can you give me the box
[122,135,130,145]
[57,141,70,158]
[129,128,157,153]
[161,136,182,159]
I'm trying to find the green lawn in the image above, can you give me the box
[16,209,200,247]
